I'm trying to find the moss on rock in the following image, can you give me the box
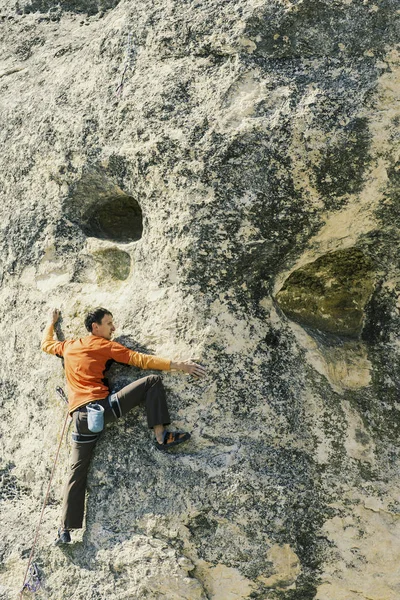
[276,248,375,337]
[93,247,131,282]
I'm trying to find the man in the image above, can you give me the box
[41,307,206,544]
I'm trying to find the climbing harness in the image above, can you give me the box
[109,391,122,419]
[71,431,99,444]
[19,387,70,598]
[115,30,136,96]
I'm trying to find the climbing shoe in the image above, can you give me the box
[154,431,191,451]
[54,528,71,545]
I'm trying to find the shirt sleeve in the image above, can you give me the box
[109,341,171,371]
[41,324,67,357]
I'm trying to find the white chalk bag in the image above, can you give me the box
[87,403,105,433]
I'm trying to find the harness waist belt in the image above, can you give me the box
[72,432,99,444]
[109,392,122,419]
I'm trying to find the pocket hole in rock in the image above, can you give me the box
[80,195,143,243]
[65,165,143,244]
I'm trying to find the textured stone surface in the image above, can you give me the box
[0,0,400,599]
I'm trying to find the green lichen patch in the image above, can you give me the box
[276,248,375,337]
[93,247,131,282]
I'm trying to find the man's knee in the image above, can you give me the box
[147,374,162,386]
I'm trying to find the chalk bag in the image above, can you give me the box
[87,403,105,433]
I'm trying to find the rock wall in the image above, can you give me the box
[0,0,399,598]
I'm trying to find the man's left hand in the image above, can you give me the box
[171,360,207,378]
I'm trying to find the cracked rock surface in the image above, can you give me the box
[0,0,399,599]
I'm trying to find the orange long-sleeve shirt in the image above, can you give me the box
[41,324,171,412]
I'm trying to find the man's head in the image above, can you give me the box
[84,308,115,340]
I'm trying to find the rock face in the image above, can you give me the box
[0,1,399,599]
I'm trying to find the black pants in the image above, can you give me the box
[61,375,170,529]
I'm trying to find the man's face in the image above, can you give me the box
[92,314,115,340]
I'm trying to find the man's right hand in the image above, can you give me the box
[48,308,61,325]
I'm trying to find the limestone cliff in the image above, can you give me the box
[0,0,399,598]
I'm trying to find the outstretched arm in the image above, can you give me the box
[122,346,206,377]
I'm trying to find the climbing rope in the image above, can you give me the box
[115,30,136,96]
[19,387,70,598]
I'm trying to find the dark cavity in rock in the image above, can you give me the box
[65,165,143,243]
[275,248,375,338]
[81,195,142,243]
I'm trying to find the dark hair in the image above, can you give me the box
[84,308,113,333]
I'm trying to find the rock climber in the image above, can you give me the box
[41,307,206,544]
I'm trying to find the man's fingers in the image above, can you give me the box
[186,361,207,377]
[193,371,206,378]
[194,366,207,376]
[177,359,207,377]
[49,308,61,324]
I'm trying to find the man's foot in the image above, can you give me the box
[154,431,191,451]
[54,528,71,545]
